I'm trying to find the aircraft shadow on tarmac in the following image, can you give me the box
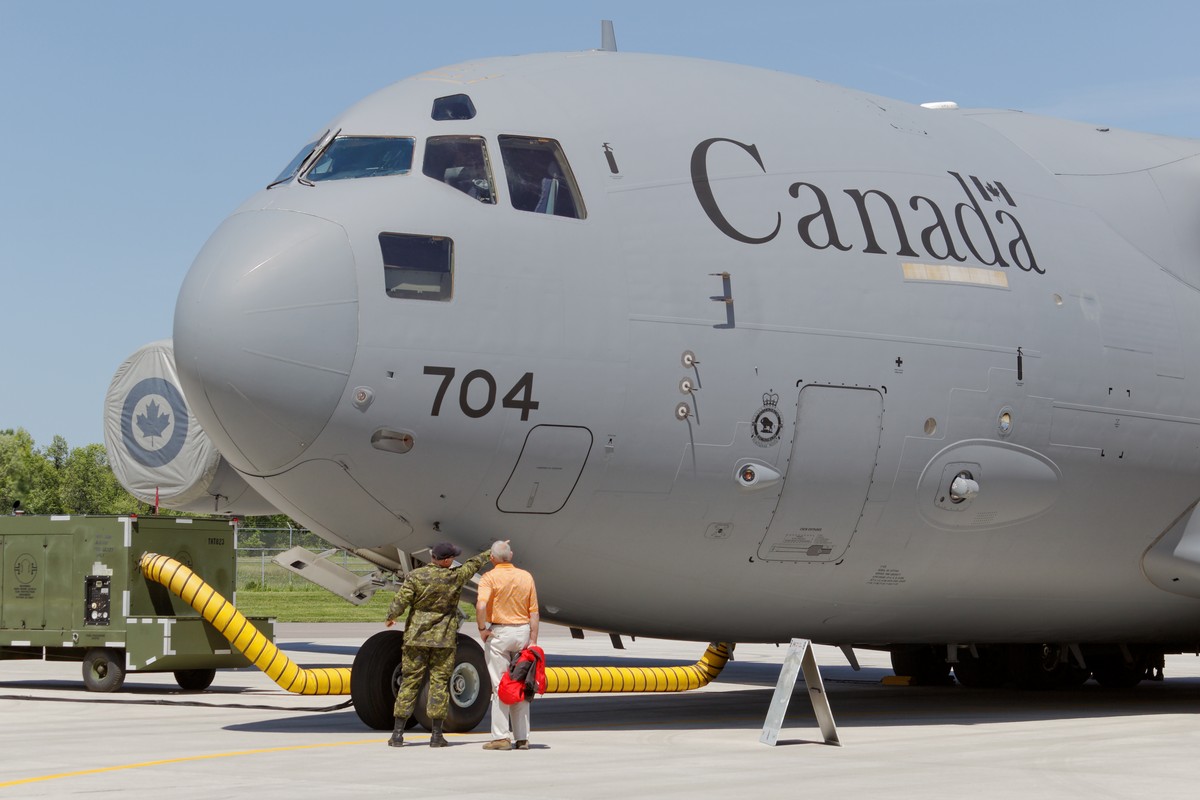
[8,651,1200,737]
[279,641,359,656]
[220,676,1200,737]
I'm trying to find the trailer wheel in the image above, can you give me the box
[174,669,216,691]
[414,634,490,733]
[351,630,407,730]
[82,648,126,692]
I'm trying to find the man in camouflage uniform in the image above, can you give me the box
[385,541,490,748]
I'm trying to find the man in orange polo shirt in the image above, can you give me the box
[475,539,539,750]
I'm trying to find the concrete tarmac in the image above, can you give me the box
[3,623,1200,798]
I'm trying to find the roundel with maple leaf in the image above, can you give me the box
[120,377,190,467]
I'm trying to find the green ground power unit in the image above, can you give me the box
[0,514,273,692]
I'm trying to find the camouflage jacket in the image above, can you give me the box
[386,550,490,647]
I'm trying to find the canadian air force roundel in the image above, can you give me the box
[121,377,189,467]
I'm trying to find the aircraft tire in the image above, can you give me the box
[1060,662,1092,687]
[889,645,952,685]
[82,647,126,692]
[1007,643,1082,690]
[952,648,1006,688]
[174,668,216,691]
[351,630,407,730]
[1089,653,1144,689]
[414,634,490,733]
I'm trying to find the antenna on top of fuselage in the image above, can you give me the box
[600,20,618,51]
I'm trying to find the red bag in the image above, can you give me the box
[497,645,546,705]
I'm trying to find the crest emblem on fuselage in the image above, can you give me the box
[751,391,783,447]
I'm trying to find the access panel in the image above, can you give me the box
[497,425,593,514]
[3,536,46,630]
[757,385,883,562]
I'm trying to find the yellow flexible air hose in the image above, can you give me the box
[141,551,731,697]
[140,552,351,695]
[544,641,732,692]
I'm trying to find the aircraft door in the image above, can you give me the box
[757,385,883,562]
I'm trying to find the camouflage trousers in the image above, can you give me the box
[393,645,455,721]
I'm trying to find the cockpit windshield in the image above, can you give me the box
[269,137,322,188]
[305,136,415,182]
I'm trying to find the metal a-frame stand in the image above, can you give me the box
[759,638,841,746]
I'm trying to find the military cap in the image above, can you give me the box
[431,541,461,559]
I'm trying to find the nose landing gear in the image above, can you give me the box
[350,630,490,732]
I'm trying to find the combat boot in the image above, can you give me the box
[429,721,449,748]
[388,717,407,747]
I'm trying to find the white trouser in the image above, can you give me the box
[485,623,531,741]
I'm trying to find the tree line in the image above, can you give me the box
[1,428,137,516]
[0,428,311,542]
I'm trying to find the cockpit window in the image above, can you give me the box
[305,136,415,182]
[422,136,495,203]
[380,233,453,301]
[269,136,322,188]
[498,136,586,219]
[431,94,476,121]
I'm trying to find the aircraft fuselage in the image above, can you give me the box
[169,51,1200,647]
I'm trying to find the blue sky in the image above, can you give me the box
[3,0,1199,449]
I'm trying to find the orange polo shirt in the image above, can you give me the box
[477,562,538,624]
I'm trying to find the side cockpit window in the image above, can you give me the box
[422,136,495,203]
[380,233,452,301]
[498,136,586,219]
[306,136,414,182]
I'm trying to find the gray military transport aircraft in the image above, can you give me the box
[104,25,1200,730]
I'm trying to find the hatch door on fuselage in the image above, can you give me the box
[497,425,593,514]
[757,385,883,562]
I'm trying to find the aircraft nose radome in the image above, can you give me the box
[174,210,358,475]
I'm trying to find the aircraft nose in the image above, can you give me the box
[174,210,358,475]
